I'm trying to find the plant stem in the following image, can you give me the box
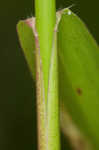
[35,0,56,101]
[35,0,60,150]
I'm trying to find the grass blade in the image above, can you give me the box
[58,8,99,150]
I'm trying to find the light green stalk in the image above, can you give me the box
[35,0,60,150]
[35,0,56,101]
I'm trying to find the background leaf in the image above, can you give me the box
[58,9,99,150]
[17,20,36,80]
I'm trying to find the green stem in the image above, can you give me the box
[35,0,56,101]
[35,1,60,150]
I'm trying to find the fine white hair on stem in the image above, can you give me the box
[57,3,75,12]
[62,4,75,11]
[67,3,75,9]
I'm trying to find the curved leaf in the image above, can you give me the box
[58,8,99,150]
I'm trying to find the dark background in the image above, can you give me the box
[0,0,98,149]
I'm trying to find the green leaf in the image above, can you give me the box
[58,8,99,150]
[17,19,36,80]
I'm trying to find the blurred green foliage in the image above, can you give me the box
[0,0,98,149]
